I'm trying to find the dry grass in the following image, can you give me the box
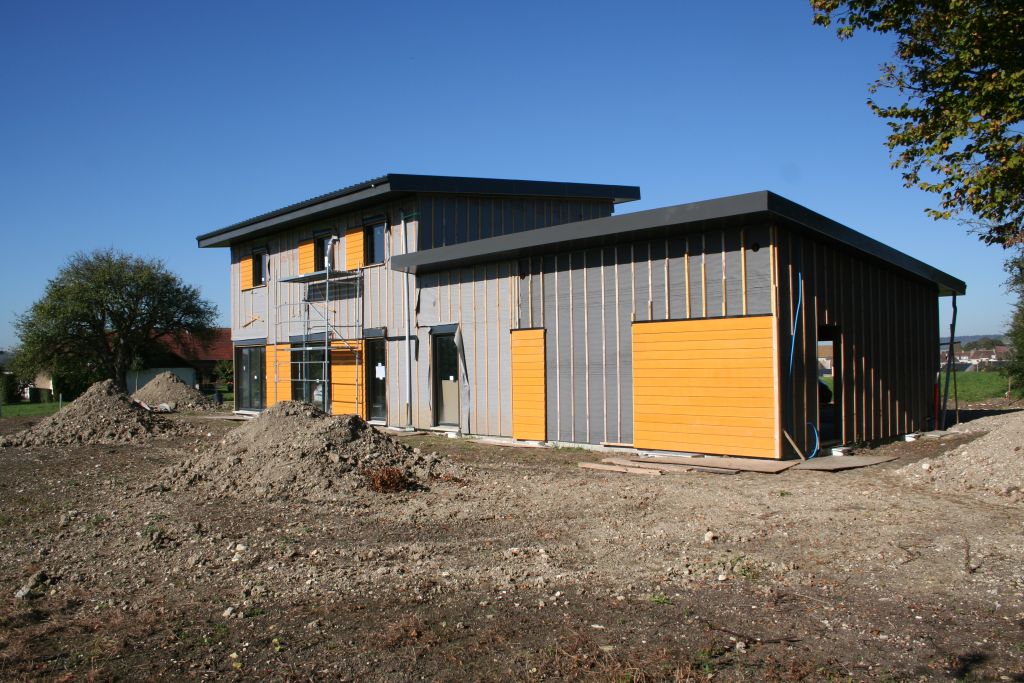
[362,466,414,493]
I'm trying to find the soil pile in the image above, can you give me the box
[901,409,1024,500]
[0,380,181,448]
[163,401,457,500]
[132,372,216,412]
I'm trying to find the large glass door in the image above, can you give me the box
[433,334,459,426]
[366,338,387,422]
[235,346,265,411]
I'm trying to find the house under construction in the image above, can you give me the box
[197,174,965,459]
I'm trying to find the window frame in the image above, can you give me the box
[363,220,387,266]
[250,247,269,288]
[313,231,335,271]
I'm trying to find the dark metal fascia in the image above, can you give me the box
[385,173,641,203]
[764,192,966,296]
[389,192,772,274]
[197,182,396,248]
[390,190,965,296]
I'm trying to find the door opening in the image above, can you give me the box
[817,325,841,445]
[366,338,387,422]
[235,346,265,411]
[433,334,459,427]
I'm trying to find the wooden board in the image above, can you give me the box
[266,344,292,407]
[345,228,364,271]
[601,457,739,475]
[629,454,797,473]
[632,316,779,459]
[579,462,663,476]
[511,329,546,441]
[791,455,898,471]
[298,239,316,274]
[239,255,254,291]
[330,340,364,417]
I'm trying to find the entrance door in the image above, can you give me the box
[433,334,459,426]
[235,346,265,411]
[366,338,387,422]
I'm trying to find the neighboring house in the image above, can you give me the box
[126,328,233,392]
[196,174,966,460]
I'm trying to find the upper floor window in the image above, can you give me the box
[252,248,268,286]
[365,222,386,265]
[314,233,334,270]
[250,248,268,288]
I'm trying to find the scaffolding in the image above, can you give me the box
[273,238,363,415]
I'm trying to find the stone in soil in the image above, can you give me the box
[0,379,183,448]
[132,371,217,412]
[161,400,459,501]
[900,408,1024,500]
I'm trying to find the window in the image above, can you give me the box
[314,234,334,271]
[252,249,268,287]
[365,222,386,265]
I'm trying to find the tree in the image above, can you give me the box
[812,0,1024,247]
[1004,252,1024,395]
[14,249,218,391]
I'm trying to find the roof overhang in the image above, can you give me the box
[196,174,641,248]
[389,191,966,297]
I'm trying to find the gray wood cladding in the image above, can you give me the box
[416,195,613,249]
[515,225,772,445]
[774,225,940,456]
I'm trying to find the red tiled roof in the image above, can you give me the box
[156,329,232,362]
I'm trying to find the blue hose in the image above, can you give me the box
[787,272,819,459]
[806,421,820,459]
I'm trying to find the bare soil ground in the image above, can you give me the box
[1,408,1023,681]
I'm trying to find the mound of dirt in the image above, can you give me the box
[132,372,216,412]
[900,409,1024,501]
[0,380,182,448]
[162,401,458,500]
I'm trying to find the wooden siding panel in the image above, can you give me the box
[633,316,779,459]
[266,344,292,407]
[345,228,364,271]
[511,328,546,440]
[298,240,316,274]
[240,255,254,291]
[331,340,364,417]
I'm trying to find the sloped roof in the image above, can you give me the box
[390,190,966,296]
[197,174,641,248]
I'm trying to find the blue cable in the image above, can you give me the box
[787,272,820,459]
[806,421,820,459]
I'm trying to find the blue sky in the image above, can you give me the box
[0,0,1013,348]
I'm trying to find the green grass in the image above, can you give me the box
[948,371,1008,403]
[0,402,61,419]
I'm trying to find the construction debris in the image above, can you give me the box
[162,401,461,501]
[132,372,217,412]
[0,379,183,448]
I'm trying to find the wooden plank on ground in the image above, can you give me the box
[601,457,739,476]
[630,455,798,474]
[579,462,663,476]
[791,455,898,471]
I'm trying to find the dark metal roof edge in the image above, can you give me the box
[384,173,641,203]
[196,174,641,248]
[389,192,770,273]
[391,190,966,295]
[764,192,966,296]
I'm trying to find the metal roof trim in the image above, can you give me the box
[390,191,966,296]
[196,174,641,248]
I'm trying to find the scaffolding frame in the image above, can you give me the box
[273,237,363,415]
